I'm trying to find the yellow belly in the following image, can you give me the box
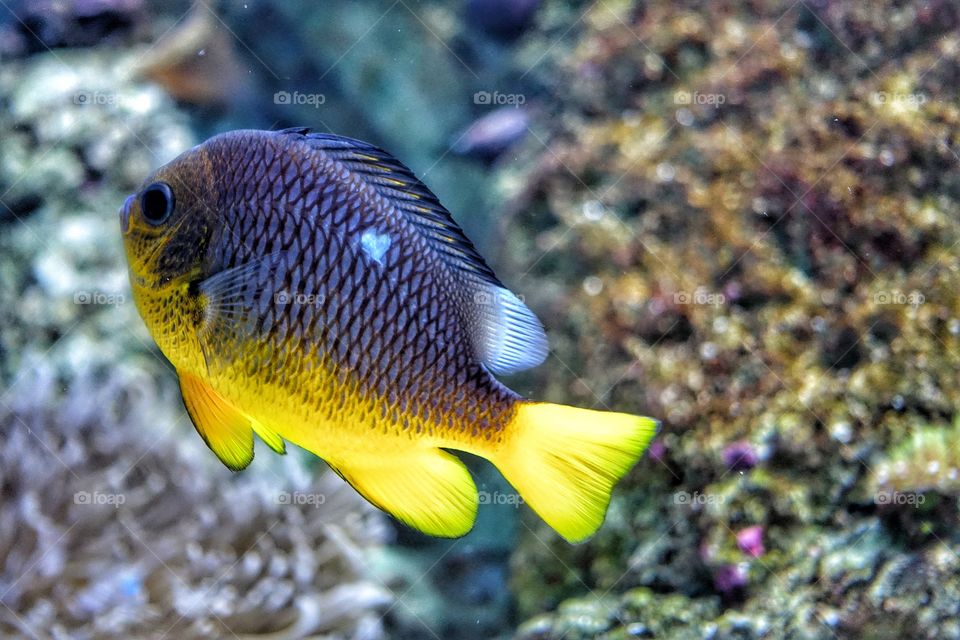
[136,282,657,543]
[202,348,500,466]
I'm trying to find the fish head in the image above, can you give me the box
[120,145,219,289]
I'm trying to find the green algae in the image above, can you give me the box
[874,415,960,496]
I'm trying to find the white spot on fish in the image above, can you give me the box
[360,229,391,265]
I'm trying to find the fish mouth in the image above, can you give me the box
[119,194,135,233]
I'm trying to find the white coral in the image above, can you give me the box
[0,361,392,639]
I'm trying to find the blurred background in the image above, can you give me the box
[1,0,960,638]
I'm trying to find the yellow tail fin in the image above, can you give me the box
[497,402,659,543]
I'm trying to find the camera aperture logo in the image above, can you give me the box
[473,91,526,107]
[478,490,524,507]
[674,90,726,108]
[274,90,326,109]
[74,491,126,508]
[74,290,125,306]
[874,290,925,307]
[674,491,724,506]
[870,91,927,110]
[472,290,525,307]
[73,90,131,107]
[875,491,925,506]
[275,290,325,306]
[276,491,327,508]
[674,287,725,307]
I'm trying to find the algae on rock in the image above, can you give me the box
[497,0,960,636]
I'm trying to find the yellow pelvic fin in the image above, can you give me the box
[252,420,286,455]
[179,372,255,471]
[334,447,479,538]
[496,402,659,543]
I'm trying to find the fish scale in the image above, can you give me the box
[208,136,517,447]
[121,127,658,541]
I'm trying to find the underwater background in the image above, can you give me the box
[1,0,959,638]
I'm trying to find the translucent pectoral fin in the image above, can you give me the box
[466,280,548,375]
[333,448,479,538]
[179,372,255,471]
[195,250,288,374]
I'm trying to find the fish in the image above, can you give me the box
[452,106,530,161]
[119,128,658,543]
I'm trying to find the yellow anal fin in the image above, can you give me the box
[179,372,254,471]
[334,448,479,538]
[497,402,659,543]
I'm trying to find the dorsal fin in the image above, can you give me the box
[289,131,502,282]
[282,129,549,374]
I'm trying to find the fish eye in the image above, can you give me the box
[140,182,175,226]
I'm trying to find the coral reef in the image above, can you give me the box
[874,416,960,494]
[0,47,193,382]
[495,0,960,637]
[0,0,146,55]
[0,360,391,639]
